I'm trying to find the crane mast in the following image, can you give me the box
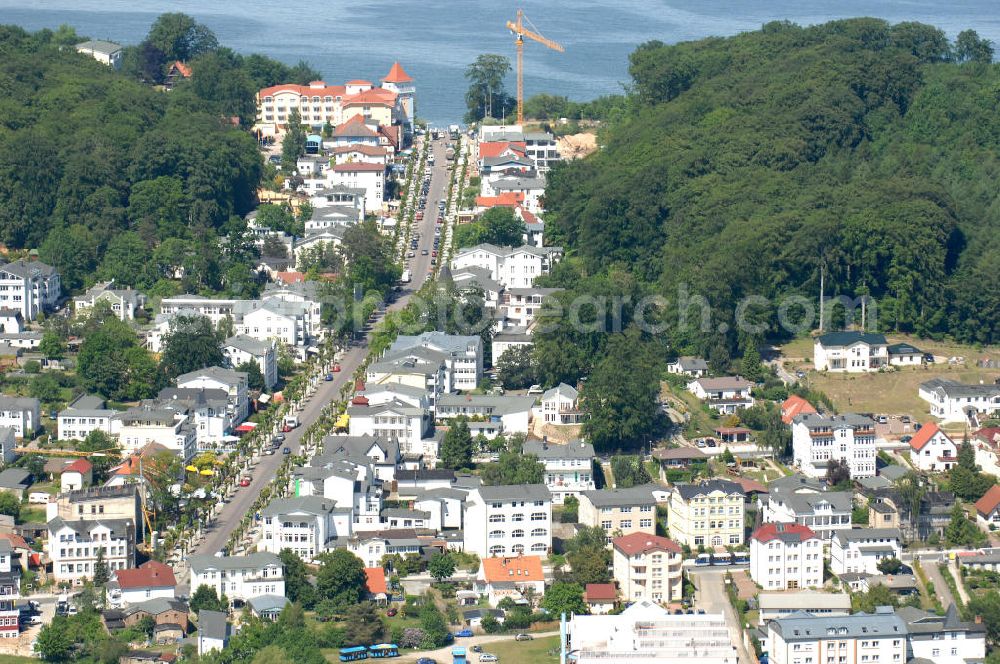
[505,9,564,125]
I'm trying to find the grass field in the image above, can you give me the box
[0,655,37,663]
[483,634,560,664]
[778,334,1000,424]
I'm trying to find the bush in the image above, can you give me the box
[23,360,41,374]
[481,614,503,633]
[399,627,425,648]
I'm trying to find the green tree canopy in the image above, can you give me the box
[315,550,367,610]
[439,418,473,470]
[541,581,588,616]
[480,451,545,486]
[146,12,218,62]
[428,552,457,583]
[159,314,224,380]
[465,54,515,123]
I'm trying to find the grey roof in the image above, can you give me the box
[176,366,246,387]
[770,608,906,640]
[690,376,752,391]
[391,331,481,356]
[483,155,533,168]
[260,496,349,518]
[64,394,108,411]
[769,487,853,515]
[673,479,744,501]
[198,610,229,640]
[0,468,30,488]
[492,175,546,190]
[899,603,984,634]
[75,40,122,55]
[541,383,578,402]
[833,528,902,543]
[248,594,289,614]
[436,394,536,415]
[224,335,272,355]
[397,469,456,482]
[382,508,431,519]
[412,487,468,502]
[346,400,425,418]
[887,343,922,355]
[0,259,57,279]
[816,331,888,347]
[866,574,918,590]
[47,517,132,540]
[157,387,229,411]
[478,484,551,502]
[0,396,39,411]
[522,439,593,461]
[879,465,909,482]
[793,412,875,429]
[672,356,709,372]
[188,553,281,575]
[582,485,657,508]
[124,597,187,616]
[116,406,177,426]
[920,378,1000,400]
[323,434,400,463]
[857,476,892,491]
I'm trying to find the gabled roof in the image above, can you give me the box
[673,479,744,501]
[480,555,544,582]
[581,485,657,508]
[478,484,550,502]
[364,567,388,595]
[382,61,413,83]
[909,422,951,452]
[612,532,681,556]
[584,583,617,602]
[259,81,347,99]
[690,376,752,391]
[976,485,1000,518]
[330,162,386,173]
[114,561,177,590]
[816,331,888,348]
[64,458,93,474]
[522,439,593,461]
[751,522,818,544]
[781,395,818,424]
[169,61,192,77]
[334,115,379,138]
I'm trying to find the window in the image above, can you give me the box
[530,528,546,537]
[620,520,632,529]
[488,530,504,539]
[640,519,653,528]
[531,512,546,521]
[489,514,505,523]
[601,521,612,530]
[511,544,525,554]
[489,545,504,556]
[530,543,547,552]
[511,529,525,538]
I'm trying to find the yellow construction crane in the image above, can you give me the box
[506,9,564,125]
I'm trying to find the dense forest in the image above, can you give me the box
[541,19,1000,356]
[0,16,320,296]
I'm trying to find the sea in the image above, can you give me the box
[2,0,999,126]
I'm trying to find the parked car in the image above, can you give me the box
[282,447,291,455]
[454,629,474,638]
[515,633,533,641]
[416,659,437,664]
[479,655,498,663]
[386,607,398,617]
[239,477,251,487]
[324,373,333,381]
[471,645,483,653]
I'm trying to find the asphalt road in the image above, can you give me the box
[688,568,753,664]
[186,136,452,562]
[919,560,958,611]
[396,630,559,664]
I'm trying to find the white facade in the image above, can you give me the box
[522,440,594,504]
[813,331,889,373]
[189,553,285,603]
[792,413,877,479]
[0,261,60,321]
[906,605,986,664]
[47,518,135,586]
[463,484,552,558]
[611,533,683,604]
[389,332,484,392]
[768,609,907,664]
[176,367,249,424]
[920,378,1000,424]
[224,335,278,390]
[749,523,824,591]
[259,496,352,562]
[57,395,121,442]
[538,383,583,425]
[435,394,535,436]
[0,540,19,638]
[75,40,123,68]
[115,407,197,461]
[326,162,385,209]
[74,282,144,321]
[0,396,39,439]
[346,401,431,457]
[761,478,853,541]
[908,423,958,472]
[830,528,902,575]
[686,377,754,414]
[450,244,561,290]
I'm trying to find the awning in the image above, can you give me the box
[235,423,257,433]
[199,469,214,476]
[185,465,199,473]
[335,414,350,429]
[257,394,271,404]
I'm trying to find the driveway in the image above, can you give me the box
[396,631,559,663]
[689,568,754,664]
[920,560,958,610]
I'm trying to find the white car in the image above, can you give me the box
[479,656,498,663]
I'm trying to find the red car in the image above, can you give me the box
[239,477,251,487]
[386,607,398,617]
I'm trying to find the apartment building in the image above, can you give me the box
[49,485,142,536]
[611,532,683,604]
[346,399,432,457]
[830,528,903,575]
[579,486,658,543]
[176,366,249,424]
[0,395,39,439]
[73,281,145,321]
[188,553,285,604]
[107,561,176,608]
[0,260,61,321]
[813,331,889,373]
[666,479,745,548]
[686,377,754,414]
[907,422,958,472]
[521,439,594,504]
[791,413,877,479]
[435,395,536,435]
[114,406,197,461]
[327,162,385,208]
[767,607,907,664]
[57,394,121,441]
[259,496,352,562]
[47,518,135,585]
[761,475,853,541]
[463,484,552,558]
[749,523,823,590]
[503,287,562,329]
[223,335,278,390]
[450,244,562,290]
[255,74,406,133]
[920,378,1000,425]
[538,383,583,426]
[0,540,19,638]
[389,332,483,392]
[900,604,986,664]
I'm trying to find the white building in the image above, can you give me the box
[761,475,853,541]
[75,40,123,68]
[830,528,902,575]
[521,439,594,504]
[411,487,466,531]
[538,383,583,425]
[74,281,145,320]
[888,342,924,367]
[767,608,906,664]
[259,496,352,562]
[389,332,483,392]
[450,244,562,290]
[0,260,61,321]
[503,287,561,329]
[0,540,19,639]
[667,356,709,378]
[749,522,823,590]
[224,335,278,390]
[115,406,197,461]
[107,561,176,608]
[567,601,737,664]
[326,162,385,209]
[346,399,432,457]
[901,604,986,664]
[686,376,754,414]
[435,395,535,435]
[908,422,958,472]
[188,553,285,604]
[156,387,237,448]
[57,395,121,442]
[758,592,852,622]
[611,532,683,604]
[0,395,39,439]
[463,484,551,558]
[791,413,877,479]
[47,517,135,585]
[813,331,889,373]
[176,366,249,424]
[919,378,1000,425]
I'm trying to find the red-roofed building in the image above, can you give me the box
[781,395,817,424]
[475,192,525,210]
[328,157,386,207]
[749,523,822,590]
[0,533,32,571]
[275,271,305,285]
[611,533,682,603]
[908,422,958,472]
[363,567,389,605]
[976,485,1000,528]
[584,583,618,614]
[165,61,192,90]
[61,458,93,492]
[382,62,413,84]
[109,561,177,607]
[477,555,545,606]
[478,141,527,160]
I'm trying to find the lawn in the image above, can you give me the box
[0,656,38,663]
[483,634,560,664]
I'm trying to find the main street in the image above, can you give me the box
[184,135,453,564]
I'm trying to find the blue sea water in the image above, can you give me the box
[1,0,998,125]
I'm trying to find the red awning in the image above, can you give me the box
[234,423,257,433]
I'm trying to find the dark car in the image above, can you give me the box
[454,629,474,638]
[472,645,483,653]
[923,353,935,363]
[386,607,398,617]
[282,447,291,455]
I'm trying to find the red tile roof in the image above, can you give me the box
[612,532,681,556]
[259,82,348,99]
[481,555,544,583]
[64,459,92,474]
[781,395,817,424]
[170,61,192,78]
[734,477,768,495]
[976,485,1000,518]
[382,62,414,84]
[516,207,538,224]
[364,567,388,595]
[909,422,949,452]
[750,522,818,544]
[584,583,617,602]
[276,271,305,284]
[334,115,379,138]
[344,88,397,107]
[974,427,1000,446]
[479,141,527,159]
[476,192,525,208]
[114,561,176,590]
[346,80,373,86]
[0,533,29,550]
